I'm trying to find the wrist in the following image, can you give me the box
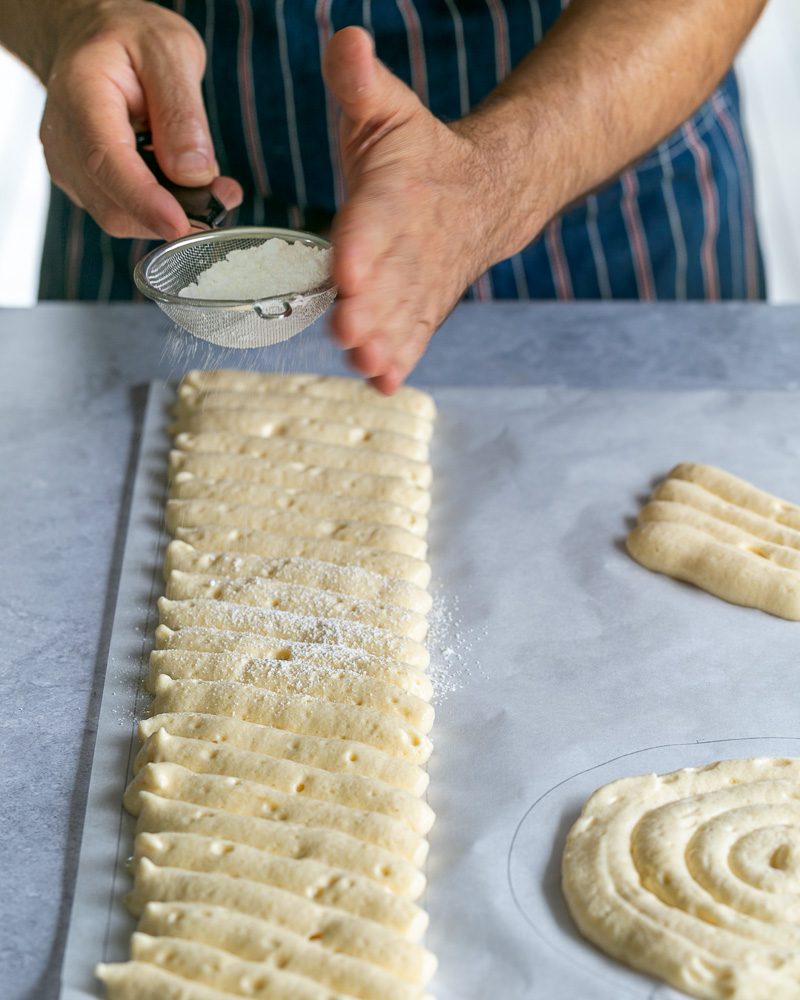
[449,94,573,268]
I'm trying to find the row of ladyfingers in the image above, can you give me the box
[97,371,439,1000]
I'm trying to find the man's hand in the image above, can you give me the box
[323,28,504,395]
[324,0,765,394]
[39,0,241,240]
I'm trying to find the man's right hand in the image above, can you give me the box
[40,0,241,240]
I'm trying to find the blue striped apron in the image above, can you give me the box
[39,0,766,302]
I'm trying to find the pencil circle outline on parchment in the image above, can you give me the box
[505,735,800,1000]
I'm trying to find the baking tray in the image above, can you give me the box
[60,382,800,1000]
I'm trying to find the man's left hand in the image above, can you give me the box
[323,27,498,395]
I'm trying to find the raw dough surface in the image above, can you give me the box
[174,386,434,442]
[149,674,432,764]
[130,930,427,1000]
[168,478,429,537]
[165,500,427,560]
[132,831,427,936]
[670,462,800,529]
[171,410,429,464]
[174,526,431,588]
[153,627,433,700]
[138,713,429,795]
[174,431,432,489]
[169,451,431,514]
[97,961,259,1000]
[157,596,429,668]
[100,371,437,998]
[627,463,800,619]
[126,764,427,864]
[138,902,428,1000]
[164,542,432,613]
[134,795,426,899]
[127,858,435,979]
[148,650,434,729]
[180,369,437,421]
[163,571,428,640]
[134,729,435,833]
[563,757,800,999]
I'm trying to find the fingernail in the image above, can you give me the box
[175,150,212,178]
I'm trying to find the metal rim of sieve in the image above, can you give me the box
[132,225,335,320]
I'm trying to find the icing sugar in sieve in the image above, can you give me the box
[134,227,337,349]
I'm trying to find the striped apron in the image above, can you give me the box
[39,0,766,302]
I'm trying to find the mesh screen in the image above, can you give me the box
[138,233,335,348]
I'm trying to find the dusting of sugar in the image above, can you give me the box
[198,654,387,694]
[175,525,421,585]
[171,548,427,613]
[161,597,422,666]
[426,584,487,702]
[171,575,419,634]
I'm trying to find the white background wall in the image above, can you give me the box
[0,54,48,305]
[735,0,800,302]
[0,0,797,306]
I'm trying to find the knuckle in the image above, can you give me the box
[40,142,69,190]
[182,24,207,65]
[39,119,57,157]
[45,159,68,189]
[97,210,130,239]
[155,101,204,137]
[156,15,206,67]
[83,143,111,183]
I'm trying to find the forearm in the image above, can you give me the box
[458,0,767,264]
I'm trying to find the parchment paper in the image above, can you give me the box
[60,383,170,1000]
[60,383,800,1000]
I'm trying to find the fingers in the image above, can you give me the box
[329,185,439,391]
[347,317,431,392]
[323,25,440,391]
[40,6,231,240]
[329,195,391,300]
[66,72,190,240]
[346,340,388,381]
[210,175,244,211]
[80,186,165,240]
[370,368,405,397]
[334,276,437,393]
[137,30,217,186]
[323,26,421,132]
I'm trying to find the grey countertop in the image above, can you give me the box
[2,301,799,1000]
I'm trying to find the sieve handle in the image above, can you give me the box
[136,130,228,229]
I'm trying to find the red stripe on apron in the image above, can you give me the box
[65,203,84,301]
[544,217,573,299]
[620,170,656,300]
[710,92,759,300]
[396,1,429,104]
[684,118,720,300]
[316,0,347,207]
[236,0,271,198]
[486,0,510,77]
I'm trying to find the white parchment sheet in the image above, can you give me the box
[61,384,800,1000]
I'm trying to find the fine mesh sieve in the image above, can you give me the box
[133,226,337,348]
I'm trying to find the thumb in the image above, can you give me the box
[140,40,216,185]
[323,26,420,129]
